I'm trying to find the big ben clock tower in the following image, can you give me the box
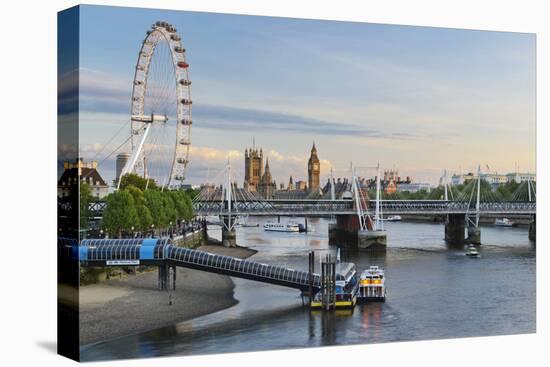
[308,142,320,193]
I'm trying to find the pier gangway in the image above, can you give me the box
[73,238,323,292]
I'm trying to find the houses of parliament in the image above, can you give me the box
[244,142,321,199]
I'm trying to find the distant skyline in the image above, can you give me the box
[70,5,536,186]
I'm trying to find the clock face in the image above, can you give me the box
[313,163,319,170]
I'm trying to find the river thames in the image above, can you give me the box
[81,217,535,361]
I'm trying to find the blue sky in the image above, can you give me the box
[73,4,536,186]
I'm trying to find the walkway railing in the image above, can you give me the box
[58,198,536,218]
[192,199,536,216]
[74,238,322,292]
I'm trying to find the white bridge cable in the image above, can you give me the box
[83,134,134,181]
[81,119,132,180]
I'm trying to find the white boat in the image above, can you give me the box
[374,215,401,222]
[495,218,514,227]
[465,245,480,258]
[358,266,386,302]
[263,222,300,232]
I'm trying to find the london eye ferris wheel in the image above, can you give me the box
[118,21,192,189]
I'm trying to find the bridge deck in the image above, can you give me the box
[193,200,536,216]
[76,238,321,292]
[59,199,536,218]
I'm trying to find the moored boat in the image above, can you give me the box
[358,266,386,302]
[310,262,359,309]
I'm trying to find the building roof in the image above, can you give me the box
[58,167,108,188]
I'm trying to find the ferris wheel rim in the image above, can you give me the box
[128,21,192,188]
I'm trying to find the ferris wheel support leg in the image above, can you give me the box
[117,123,152,189]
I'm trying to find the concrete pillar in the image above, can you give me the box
[466,227,481,245]
[328,223,338,238]
[336,215,360,236]
[221,216,237,247]
[529,214,536,242]
[358,229,387,250]
[445,214,465,244]
[328,215,358,244]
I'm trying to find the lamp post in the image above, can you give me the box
[151,223,155,238]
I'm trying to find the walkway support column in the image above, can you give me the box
[445,214,466,244]
[172,265,177,290]
[221,215,237,247]
[158,264,168,290]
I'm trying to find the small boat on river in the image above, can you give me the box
[465,245,480,258]
[495,218,514,227]
[263,222,300,232]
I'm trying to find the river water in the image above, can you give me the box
[81,217,535,361]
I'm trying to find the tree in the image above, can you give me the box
[496,185,513,201]
[182,191,194,220]
[169,190,194,221]
[427,186,445,200]
[134,204,153,231]
[118,173,159,191]
[144,189,166,228]
[125,185,153,230]
[102,190,138,237]
[162,193,177,227]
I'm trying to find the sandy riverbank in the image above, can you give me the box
[79,244,257,346]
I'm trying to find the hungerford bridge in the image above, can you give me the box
[86,164,536,246]
[192,163,535,246]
